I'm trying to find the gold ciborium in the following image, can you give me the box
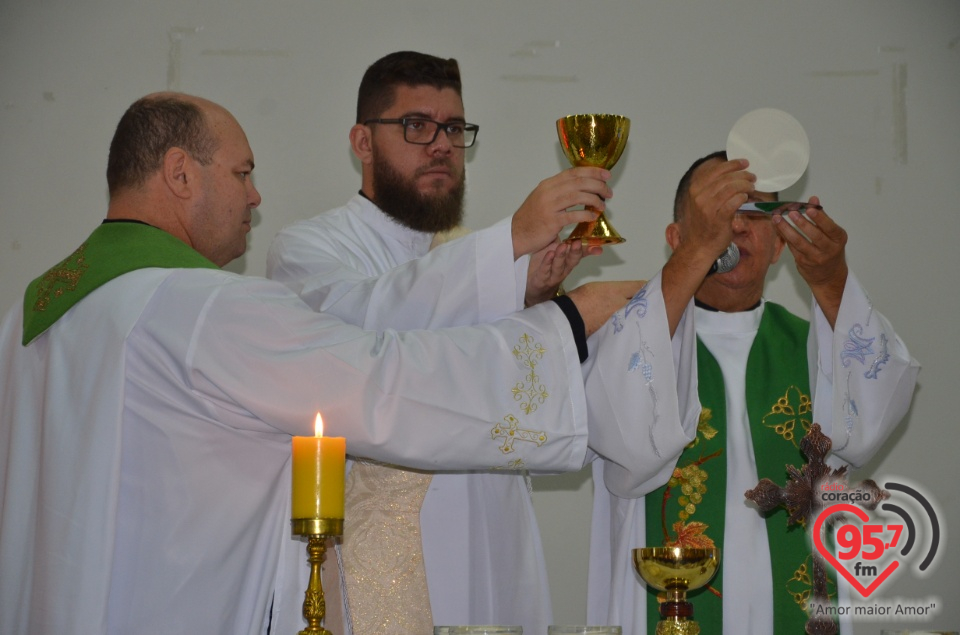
[556,114,630,245]
[633,547,720,635]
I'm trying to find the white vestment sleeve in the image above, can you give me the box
[809,271,920,467]
[176,272,589,472]
[585,274,700,634]
[268,210,524,329]
[580,271,700,498]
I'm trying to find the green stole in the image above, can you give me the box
[644,303,832,632]
[22,221,218,345]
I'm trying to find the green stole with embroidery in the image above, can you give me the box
[22,221,218,345]
[645,303,831,633]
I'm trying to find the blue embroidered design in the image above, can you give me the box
[864,333,890,379]
[627,331,655,383]
[623,321,661,457]
[834,373,857,453]
[840,324,875,367]
[614,288,648,333]
[628,352,654,382]
[625,288,649,320]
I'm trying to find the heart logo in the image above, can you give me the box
[813,503,899,597]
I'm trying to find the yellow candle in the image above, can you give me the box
[292,413,346,520]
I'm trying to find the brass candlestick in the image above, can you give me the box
[633,546,720,635]
[556,114,630,245]
[292,518,344,635]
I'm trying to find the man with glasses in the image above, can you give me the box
[587,151,919,635]
[267,52,740,633]
[269,52,609,315]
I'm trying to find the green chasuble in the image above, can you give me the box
[22,221,218,345]
[645,303,835,633]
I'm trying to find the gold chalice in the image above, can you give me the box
[633,547,720,635]
[556,114,630,245]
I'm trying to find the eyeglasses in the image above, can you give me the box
[363,117,479,148]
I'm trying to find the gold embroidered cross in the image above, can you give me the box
[512,333,548,414]
[491,414,547,455]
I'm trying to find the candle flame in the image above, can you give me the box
[314,412,324,437]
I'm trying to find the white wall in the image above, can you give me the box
[2,0,957,631]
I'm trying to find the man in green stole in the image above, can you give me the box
[647,151,836,633]
[587,151,919,635]
[650,154,843,633]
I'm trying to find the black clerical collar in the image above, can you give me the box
[695,298,762,312]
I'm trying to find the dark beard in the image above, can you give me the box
[371,156,465,233]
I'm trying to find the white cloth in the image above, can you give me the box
[0,264,609,635]
[586,272,920,635]
[267,194,701,633]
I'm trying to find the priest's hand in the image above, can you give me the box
[773,197,848,328]
[566,280,646,337]
[663,158,756,335]
[674,157,754,264]
[524,239,586,307]
[511,167,611,260]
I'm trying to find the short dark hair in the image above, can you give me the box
[673,150,727,222]
[356,51,462,123]
[106,95,218,196]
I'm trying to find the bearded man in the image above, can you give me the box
[266,52,742,634]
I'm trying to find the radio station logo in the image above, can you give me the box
[810,477,944,621]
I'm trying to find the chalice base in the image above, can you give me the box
[564,212,625,245]
[654,617,701,635]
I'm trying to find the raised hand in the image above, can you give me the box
[676,158,756,263]
[511,167,612,259]
[662,158,756,335]
[773,196,848,327]
[524,239,587,307]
